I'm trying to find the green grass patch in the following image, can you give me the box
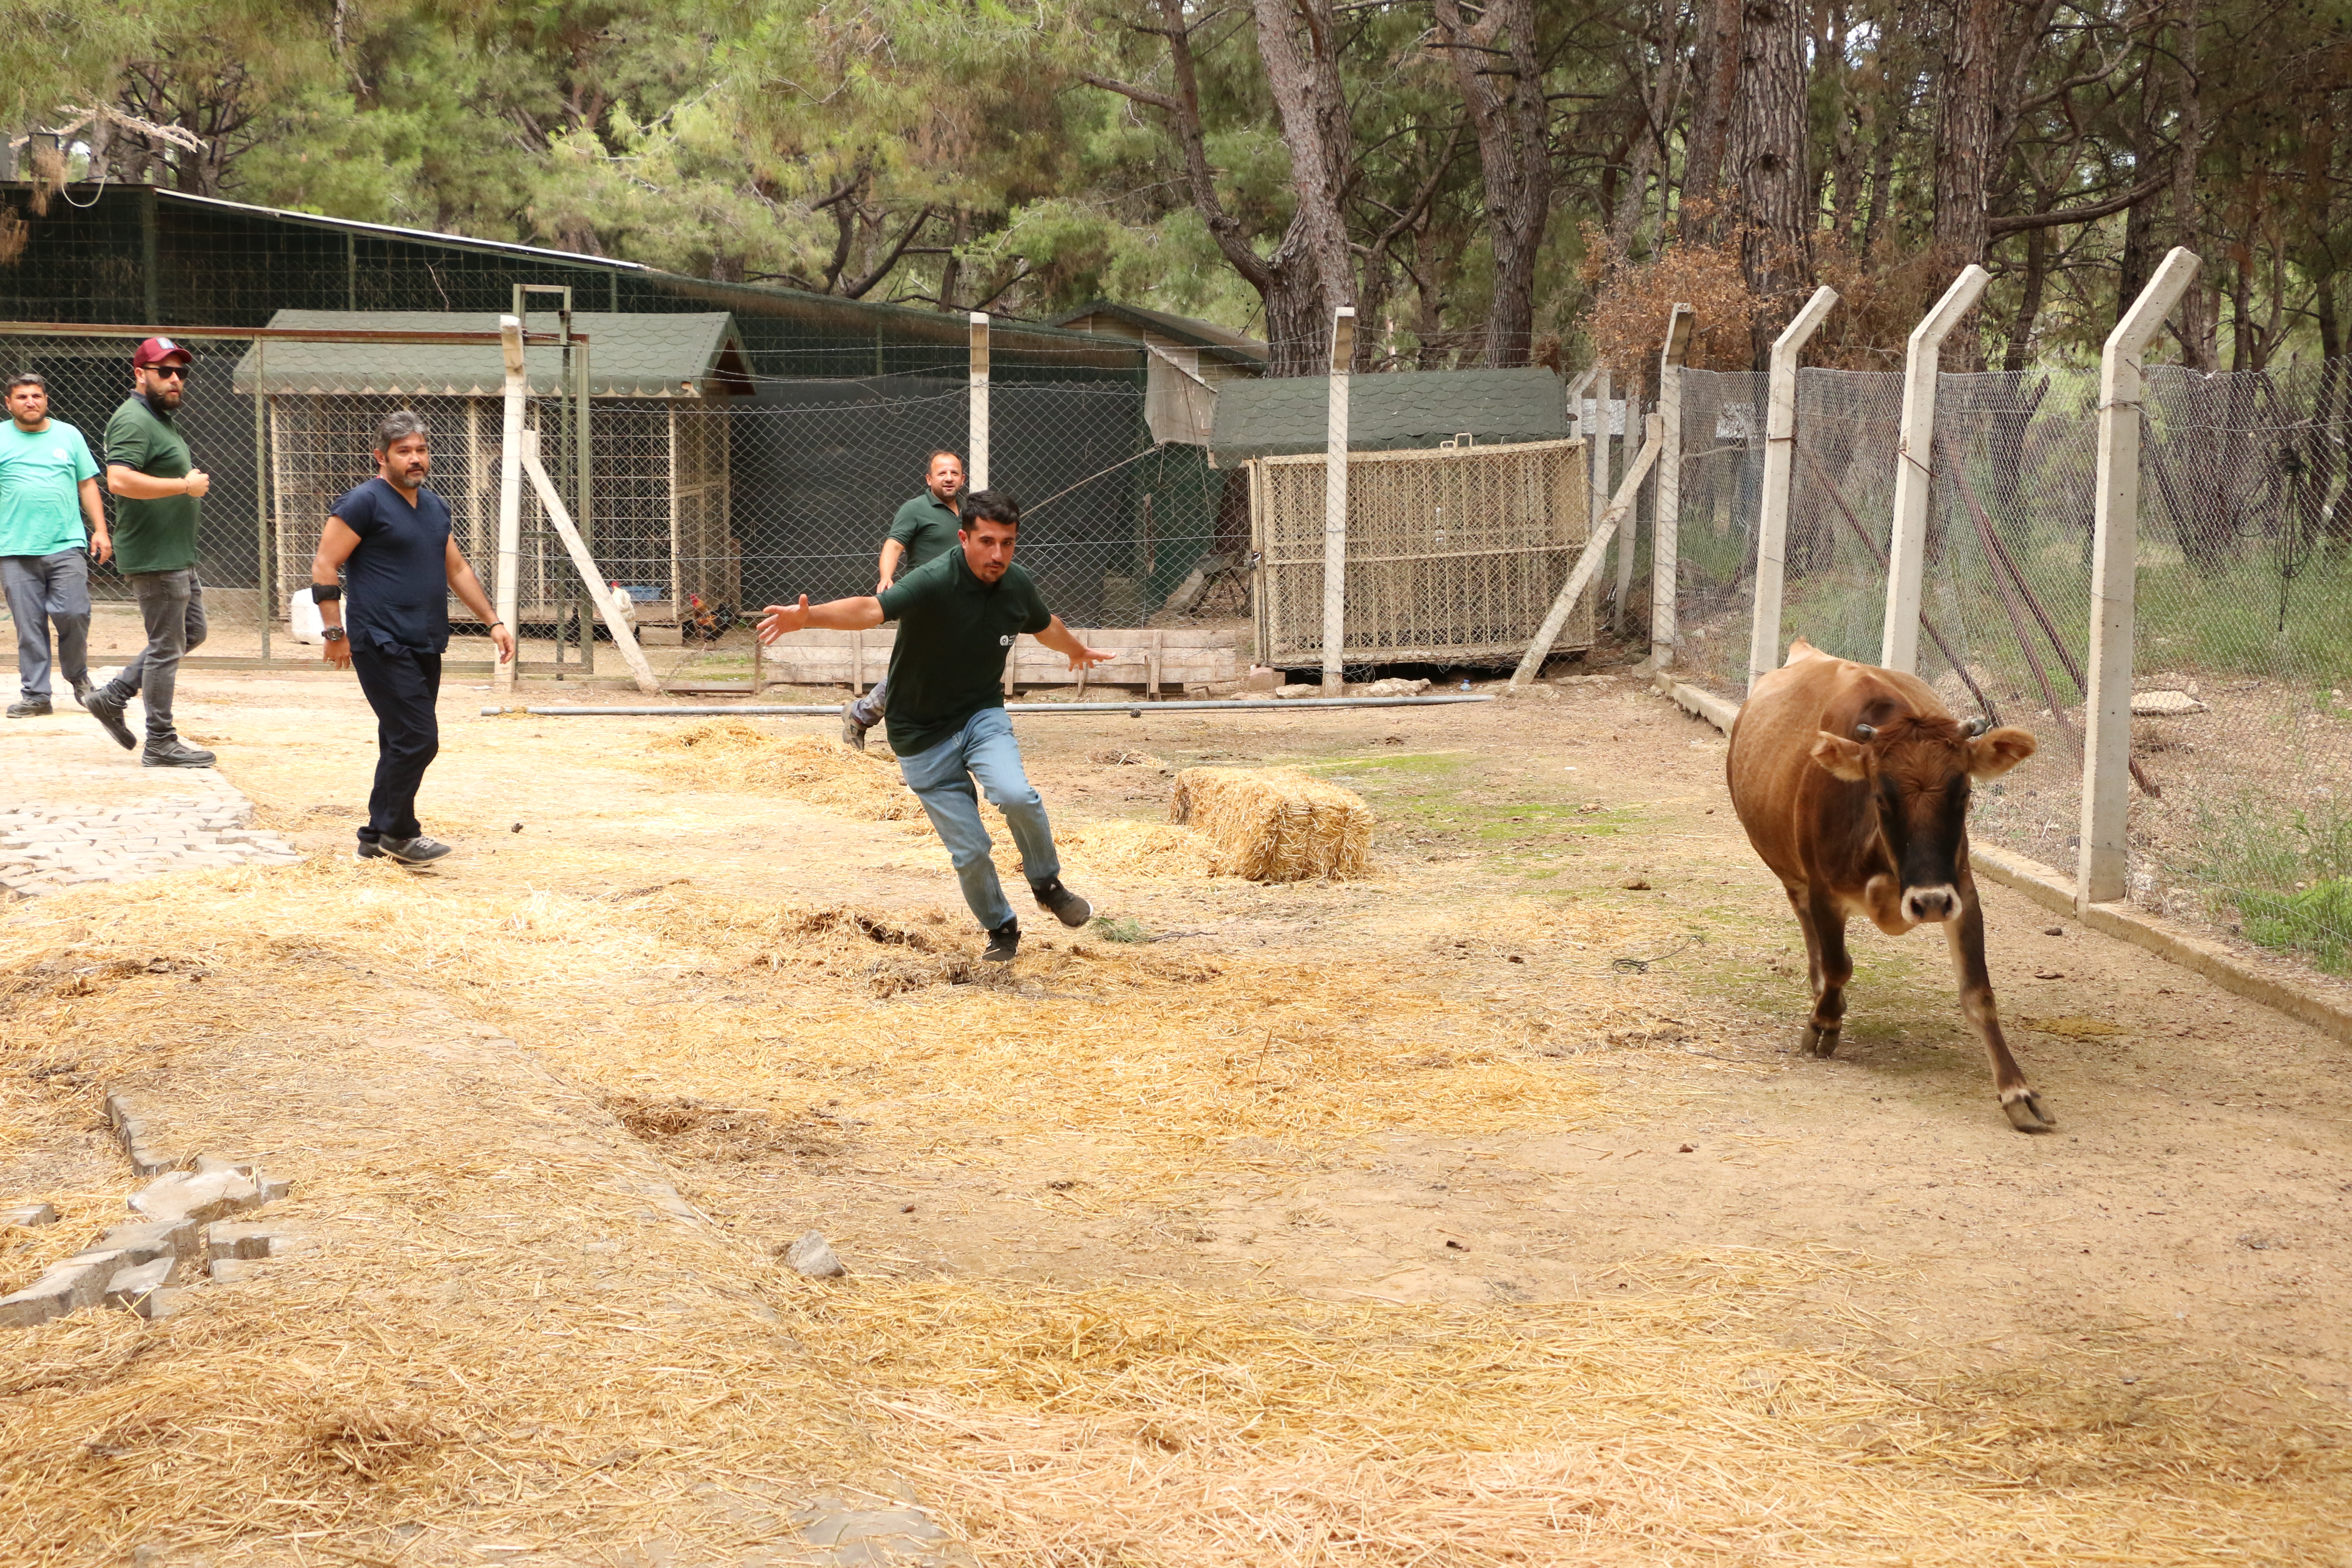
[1090,915,1152,944]
[2189,791,2352,972]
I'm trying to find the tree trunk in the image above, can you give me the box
[1433,0,1553,365]
[1609,0,1684,263]
[2003,220,2047,372]
[1252,0,1358,363]
[1930,0,2003,279]
[1679,0,1743,243]
[2171,0,2217,370]
[1728,0,1812,363]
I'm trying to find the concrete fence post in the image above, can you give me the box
[1648,304,1695,668]
[1321,307,1356,693]
[1746,285,1841,688]
[1881,264,1991,672]
[1590,363,1613,607]
[2079,246,2199,910]
[492,314,526,696]
[968,312,990,490]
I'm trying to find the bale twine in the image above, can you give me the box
[1168,768,1372,882]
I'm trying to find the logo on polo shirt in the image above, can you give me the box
[998,634,1014,646]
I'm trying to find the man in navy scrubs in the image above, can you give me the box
[309,410,514,864]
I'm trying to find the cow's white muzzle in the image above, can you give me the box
[1902,883,1960,923]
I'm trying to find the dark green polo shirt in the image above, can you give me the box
[875,546,1052,757]
[887,492,963,572]
[104,395,200,575]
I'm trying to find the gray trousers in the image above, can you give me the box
[109,568,207,738]
[2,549,91,699]
[849,675,888,728]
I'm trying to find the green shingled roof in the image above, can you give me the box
[232,310,753,399]
[1209,368,1569,464]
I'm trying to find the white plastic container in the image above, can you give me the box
[288,587,327,645]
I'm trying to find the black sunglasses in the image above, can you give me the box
[146,365,189,381]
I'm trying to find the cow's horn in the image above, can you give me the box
[1853,723,1877,741]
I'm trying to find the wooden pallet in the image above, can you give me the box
[759,627,1243,695]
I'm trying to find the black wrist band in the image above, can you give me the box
[311,583,341,603]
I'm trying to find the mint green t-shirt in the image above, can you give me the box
[0,420,99,557]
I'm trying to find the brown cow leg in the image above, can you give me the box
[1944,880,2055,1132]
[1788,885,1851,1058]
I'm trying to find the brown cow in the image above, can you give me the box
[1727,640,2050,1131]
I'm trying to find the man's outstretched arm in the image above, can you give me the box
[757,594,885,643]
[1034,615,1112,671]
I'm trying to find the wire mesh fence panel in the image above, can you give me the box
[1668,368,1766,701]
[2129,363,2352,975]
[1248,439,1589,671]
[1782,368,1902,664]
[1915,368,2100,870]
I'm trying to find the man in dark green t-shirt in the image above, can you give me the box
[89,337,214,767]
[841,448,964,750]
[761,489,1110,962]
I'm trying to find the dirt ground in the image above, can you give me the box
[2,649,2348,1566]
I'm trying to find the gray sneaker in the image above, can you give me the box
[86,688,136,750]
[379,834,454,865]
[6,698,52,718]
[839,700,868,751]
[1030,876,1092,928]
[66,672,92,708]
[980,918,1020,962]
[141,736,216,768]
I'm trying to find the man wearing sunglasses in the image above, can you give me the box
[91,337,214,767]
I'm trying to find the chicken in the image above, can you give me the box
[683,593,737,645]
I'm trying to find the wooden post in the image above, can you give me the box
[968,311,990,490]
[518,431,660,695]
[492,315,526,695]
[1514,415,1664,686]
[1746,285,1841,689]
[1648,305,1694,668]
[2079,246,2199,910]
[1881,264,1990,672]
[1321,306,1355,693]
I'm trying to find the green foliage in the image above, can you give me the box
[2193,793,2352,973]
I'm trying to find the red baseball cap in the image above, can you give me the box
[132,337,193,368]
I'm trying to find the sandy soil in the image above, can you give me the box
[3,649,2348,1564]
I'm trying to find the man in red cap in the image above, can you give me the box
[89,337,214,766]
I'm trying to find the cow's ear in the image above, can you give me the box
[1969,726,2037,779]
[1810,731,1868,781]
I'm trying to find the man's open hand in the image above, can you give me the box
[1064,640,1114,672]
[756,596,811,645]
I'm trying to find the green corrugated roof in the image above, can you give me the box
[231,310,752,398]
[1209,368,1569,463]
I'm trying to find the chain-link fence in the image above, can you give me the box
[1653,355,2352,986]
[1669,368,1767,700]
[2128,363,2352,974]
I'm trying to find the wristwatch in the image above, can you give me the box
[322,627,347,643]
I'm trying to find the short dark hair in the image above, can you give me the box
[375,409,429,451]
[960,489,1020,530]
[927,449,963,472]
[6,372,43,393]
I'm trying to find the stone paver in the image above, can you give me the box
[0,723,301,897]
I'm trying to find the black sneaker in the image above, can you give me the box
[86,688,136,750]
[67,673,92,708]
[6,698,52,718]
[354,839,385,861]
[981,918,1020,962]
[379,835,454,866]
[839,700,868,751]
[1031,876,1092,928]
[141,736,216,768]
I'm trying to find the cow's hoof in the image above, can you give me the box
[2001,1089,2055,1132]
[1801,1024,1841,1059]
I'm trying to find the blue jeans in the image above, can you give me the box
[896,705,1060,931]
[2,549,90,699]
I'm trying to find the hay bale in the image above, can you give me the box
[646,721,925,822]
[1168,768,1371,882]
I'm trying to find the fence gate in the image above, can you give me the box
[1250,438,1590,668]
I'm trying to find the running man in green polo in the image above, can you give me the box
[762,488,1108,962]
[840,448,964,750]
[89,337,214,767]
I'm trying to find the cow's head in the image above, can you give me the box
[1809,715,2035,923]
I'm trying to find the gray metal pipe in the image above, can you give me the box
[479,694,1497,717]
